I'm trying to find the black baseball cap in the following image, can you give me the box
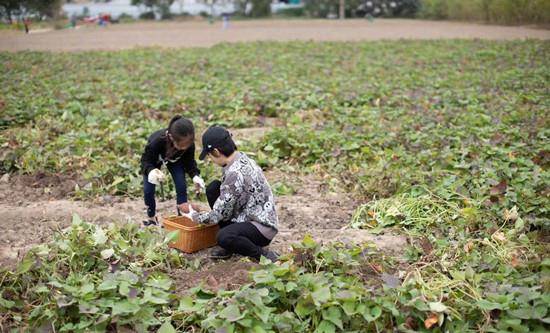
[199,126,233,160]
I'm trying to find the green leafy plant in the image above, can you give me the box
[0,216,186,331]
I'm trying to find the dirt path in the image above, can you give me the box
[0,170,405,268]
[1,19,548,52]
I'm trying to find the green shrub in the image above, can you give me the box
[118,13,136,23]
[250,0,272,17]
[276,7,305,17]
[139,11,155,20]
[418,0,550,24]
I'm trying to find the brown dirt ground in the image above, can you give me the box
[0,168,406,268]
[0,19,548,52]
[170,259,257,294]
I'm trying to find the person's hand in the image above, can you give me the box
[147,168,166,185]
[178,202,191,214]
[192,175,205,194]
[190,202,204,212]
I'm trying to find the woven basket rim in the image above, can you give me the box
[162,215,217,231]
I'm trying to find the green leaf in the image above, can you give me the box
[146,276,172,290]
[158,321,176,333]
[220,304,245,322]
[508,307,532,319]
[534,304,547,319]
[80,283,94,295]
[272,262,291,276]
[119,270,139,284]
[252,270,276,284]
[72,214,82,226]
[109,176,125,188]
[98,278,118,291]
[477,299,505,311]
[253,325,268,333]
[370,306,382,320]
[361,305,382,322]
[142,288,170,305]
[322,306,343,329]
[311,285,331,306]
[56,295,75,308]
[342,301,357,316]
[286,282,298,292]
[335,290,356,301]
[178,296,197,312]
[238,318,253,328]
[252,304,272,323]
[514,217,525,231]
[111,300,140,316]
[315,320,336,333]
[0,296,15,309]
[165,230,180,243]
[119,281,131,296]
[16,256,34,275]
[34,285,50,294]
[302,234,317,248]
[79,302,99,314]
[295,298,315,318]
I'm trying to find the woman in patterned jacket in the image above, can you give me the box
[191,126,279,261]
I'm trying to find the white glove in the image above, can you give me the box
[193,175,205,192]
[181,205,196,219]
[147,168,166,185]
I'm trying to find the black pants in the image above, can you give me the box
[206,180,271,260]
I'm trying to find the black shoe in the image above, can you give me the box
[142,217,159,227]
[210,246,232,260]
[261,249,279,262]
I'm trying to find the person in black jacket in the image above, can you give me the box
[140,116,205,226]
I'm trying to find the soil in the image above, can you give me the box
[171,259,257,294]
[0,19,548,52]
[0,169,406,269]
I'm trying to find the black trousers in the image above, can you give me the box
[206,180,271,260]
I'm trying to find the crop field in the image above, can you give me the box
[0,39,549,332]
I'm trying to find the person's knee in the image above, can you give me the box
[217,229,236,249]
[206,180,222,208]
[206,180,221,195]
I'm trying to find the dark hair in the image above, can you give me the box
[168,116,194,140]
[216,137,237,157]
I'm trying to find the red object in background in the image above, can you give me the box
[83,16,97,23]
[83,13,111,24]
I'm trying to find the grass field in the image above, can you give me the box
[0,39,549,331]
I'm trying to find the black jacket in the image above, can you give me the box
[140,129,200,177]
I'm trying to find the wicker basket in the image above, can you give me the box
[162,215,219,253]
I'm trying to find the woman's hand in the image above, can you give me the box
[178,202,204,215]
[178,202,190,214]
[190,202,204,212]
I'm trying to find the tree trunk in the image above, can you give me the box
[339,0,345,19]
[6,8,13,24]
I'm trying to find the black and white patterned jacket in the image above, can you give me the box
[193,152,278,230]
